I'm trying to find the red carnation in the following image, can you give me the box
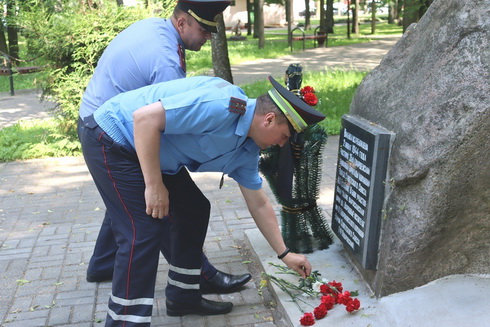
[313,303,328,319]
[319,283,333,295]
[346,298,361,313]
[303,92,318,106]
[300,312,316,326]
[320,295,336,310]
[301,86,315,95]
[328,280,343,293]
[337,291,352,305]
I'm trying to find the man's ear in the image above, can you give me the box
[176,15,187,33]
[264,112,276,125]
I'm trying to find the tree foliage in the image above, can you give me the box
[403,0,433,32]
[16,0,173,138]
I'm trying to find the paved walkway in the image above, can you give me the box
[230,34,400,85]
[0,89,54,129]
[0,37,394,326]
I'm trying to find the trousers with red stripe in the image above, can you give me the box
[80,117,209,326]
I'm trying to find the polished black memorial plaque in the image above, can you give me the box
[332,115,394,270]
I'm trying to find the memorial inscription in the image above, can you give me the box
[332,115,394,270]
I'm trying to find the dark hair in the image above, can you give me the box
[256,93,289,124]
[255,93,287,120]
[172,6,183,18]
[172,7,194,27]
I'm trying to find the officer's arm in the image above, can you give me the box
[239,185,312,277]
[133,101,169,219]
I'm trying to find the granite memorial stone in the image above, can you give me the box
[344,0,489,297]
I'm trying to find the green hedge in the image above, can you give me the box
[17,1,174,138]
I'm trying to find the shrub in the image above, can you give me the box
[17,0,174,138]
[0,118,81,162]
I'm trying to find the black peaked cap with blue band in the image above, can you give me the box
[267,76,326,132]
[177,0,231,33]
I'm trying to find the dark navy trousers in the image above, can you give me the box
[88,213,217,279]
[80,117,211,326]
[80,122,217,284]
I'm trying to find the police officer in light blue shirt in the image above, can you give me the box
[95,77,262,189]
[79,17,185,119]
[79,75,324,325]
[79,0,252,296]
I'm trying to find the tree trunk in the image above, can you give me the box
[346,0,351,39]
[419,0,434,17]
[211,14,233,83]
[255,0,265,48]
[388,0,397,24]
[6,0,19,64]
[317,0,327,26]
[285,0,292,47]
[371,0,376,34]
[403,0,419,32]
[352,0,359,35]
[403,0,433,32]
[253,0,259,38]
[247,0,252,35]
[0,25,9,60]
[325,0,334,33]
[304,0,311,30]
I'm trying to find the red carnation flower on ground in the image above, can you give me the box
[346,298,361,313]
[300,312,316,326]
[328,280,343,293]
[337,291,352,305]
[264,264,361,325]
[319,283,333,295]
[320,294,336,310]
[313,303,328,319]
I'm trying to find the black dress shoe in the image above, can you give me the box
[166,298,233,316]
[86,273,113,283]
[200,271,252,294]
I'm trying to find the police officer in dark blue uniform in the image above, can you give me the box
[79,75,323,325]
[79,0,252,294]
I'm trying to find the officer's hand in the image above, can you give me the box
[144,182,169,219]
[281,252,312,278]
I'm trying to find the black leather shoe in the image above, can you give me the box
[166,298,233,316]
[86,273,113,283]
[200,271,252,294]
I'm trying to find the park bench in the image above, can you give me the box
[0,65,42,76]
[0,65,42,95]
[290,25,328,52]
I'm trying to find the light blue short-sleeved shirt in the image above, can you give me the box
[80,18,185,119]
[94,76,263,190]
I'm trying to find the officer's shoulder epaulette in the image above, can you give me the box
[228,97,246,115]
